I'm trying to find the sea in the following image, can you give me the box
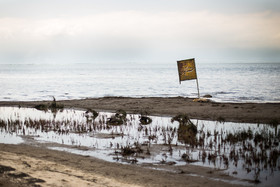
[0,62,279,103]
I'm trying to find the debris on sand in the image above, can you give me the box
[107,109,127,126]
[34,97,64,112]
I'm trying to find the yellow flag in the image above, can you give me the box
[177,58,197,83]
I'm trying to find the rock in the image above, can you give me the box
[203,94,212,98]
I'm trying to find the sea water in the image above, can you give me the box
[0,62,279,103]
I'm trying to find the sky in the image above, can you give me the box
[0,0,280,64]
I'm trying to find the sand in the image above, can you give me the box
[0,144,242,187]
[0,97,279,124]
[0,97,279,186]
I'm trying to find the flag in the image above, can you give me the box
[177,58,197,83]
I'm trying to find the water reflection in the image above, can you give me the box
[0,107,279,185]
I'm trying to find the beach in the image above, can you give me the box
[0,97,279,186]
[0,143,239,187]
[1,0,280,186]
[0,97,279,124]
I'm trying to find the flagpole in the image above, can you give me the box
[196,78,200,98]
[193,59,200,98]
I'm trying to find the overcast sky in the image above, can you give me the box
[0,0,279,64]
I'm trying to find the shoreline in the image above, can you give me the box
[0,96,279,124]
[1,96,279,186]
[0,143,241,187]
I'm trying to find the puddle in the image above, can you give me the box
[0,107,279,186]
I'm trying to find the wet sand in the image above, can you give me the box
[0,97,279,124]
[0,97,279,186]
[0,144,242,187]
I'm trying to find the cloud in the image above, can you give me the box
[0,10,279,63]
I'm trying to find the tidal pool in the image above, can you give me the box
[0,107,279,186]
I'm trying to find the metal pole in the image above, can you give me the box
[193,59,200,98]
[196,78,200,98]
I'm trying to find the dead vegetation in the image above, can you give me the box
[34,97,64,112]
[0,107,279,184]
